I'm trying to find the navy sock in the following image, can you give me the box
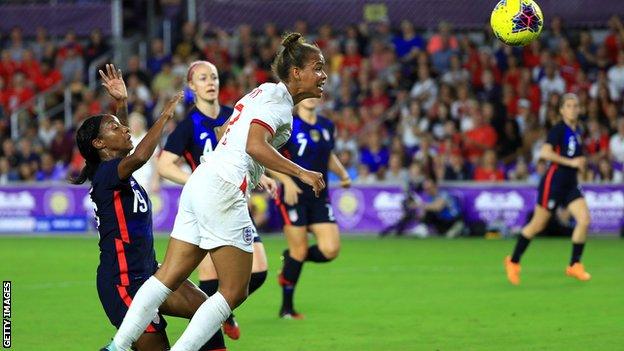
[200,279,236,324]
[570,242,585,265]
[511,234,531,263]
[306,245,331,263]
[281,250,303,311]
[197,280,226,350]
[198,279,219,296]
[249,270,267,295]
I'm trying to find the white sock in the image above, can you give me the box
[170,292,232,351]
[113,276,172,351]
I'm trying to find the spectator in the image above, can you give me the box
[59,46,84,84]
[444,153,471,181]
[607,51,624,94]
[595,156,623,183]
[359,130,389,174]
[38,117,56,147]
[49,120,73,165]
[584,118,609,165]
[507,157,530,182]
[383,152,408,183]
[151,62,175,95]
[146,38,171,75]
[410,65,438,110]
[7,27,26,62]
[0,157,11,184]
[473,149,505,182]
[1,138,20,168]
[35,152,66,182]
[609,118,624,164]
[462,108,498,163]
[392,20,424,61]
[34,60,62,92]
[539,63,566,102]
[84,28,110,69]
[124,55,151,87]
[5,72,34,112]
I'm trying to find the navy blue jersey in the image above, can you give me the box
[163,105,233,170]
[545,121,583,177]
[280,114,335,194]
[90,159,156,286]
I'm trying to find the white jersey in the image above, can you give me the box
[208,82,294,190]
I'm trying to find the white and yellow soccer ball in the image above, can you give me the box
[490,0,544,46]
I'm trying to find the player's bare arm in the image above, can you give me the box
[246,123,325,197]
[118,93,182,180]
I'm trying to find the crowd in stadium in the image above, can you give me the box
[1,15,624,186]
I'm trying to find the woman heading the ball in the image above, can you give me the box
[158,60,273,343]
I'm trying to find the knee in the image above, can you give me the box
[154,264,186,291]
[576,214,591,228]
[253,260,268,272]
[219,285,248,309]
[319,243,340,260]
[289,245,308,261]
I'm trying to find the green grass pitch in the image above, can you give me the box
[1,235,622,350]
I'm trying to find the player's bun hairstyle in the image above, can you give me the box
[272,32,320,81]
[70,114,106,184]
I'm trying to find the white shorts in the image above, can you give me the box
[170,164,256,253]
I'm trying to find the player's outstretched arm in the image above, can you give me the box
[157,150,191,185]
[246,123,325,197]
[539,143,586,170]
[118,92,182,180]
[99,63,128,125]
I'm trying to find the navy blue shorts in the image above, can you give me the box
[97,277,167,333]
[537,170,583,211]
[275,189,335,227]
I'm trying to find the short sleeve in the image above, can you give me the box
[164,118,192,156]
[546,124,564,148]
[251,105,291,137]
[93,158,127,189]
[326,119,336,151]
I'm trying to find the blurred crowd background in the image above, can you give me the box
[1,3,624,191]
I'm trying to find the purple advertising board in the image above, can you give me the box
[0,183,621,235]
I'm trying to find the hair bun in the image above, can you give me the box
[281,32,303,48]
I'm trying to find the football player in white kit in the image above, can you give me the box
[103,32,327,351]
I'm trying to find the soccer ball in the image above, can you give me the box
[490,0,544,46]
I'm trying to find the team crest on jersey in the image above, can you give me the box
[310,129,321,142]
[548,199,556,210]
[322,128,330,141]
[200,132,208,140]
[288,209,299,223]
[243,226,255,244]
[567,136,576,156]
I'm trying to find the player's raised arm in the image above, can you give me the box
[118,92,182,180]
[246,123,325,197]
[100,64,128,126]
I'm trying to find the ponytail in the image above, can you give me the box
[70,115,105,184]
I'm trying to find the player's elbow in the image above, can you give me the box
[246,140,262,160]
[129,151,149,168]
[156,158,171,177]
